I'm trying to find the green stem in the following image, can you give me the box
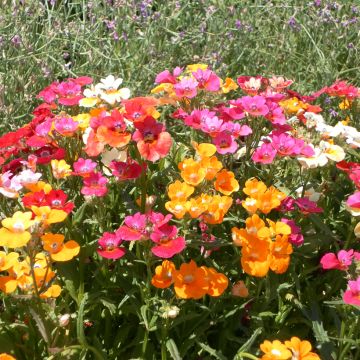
[234,352,258,360]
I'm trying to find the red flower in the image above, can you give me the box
[132,117,172,162]
[109,160,144,181]
[34,146,66,165]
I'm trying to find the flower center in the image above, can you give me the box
[143,131,155,143]
[271,349,282,356]
[183,274,194,283]
[12,221,25,233]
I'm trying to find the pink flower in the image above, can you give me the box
[213,132,238,154]
[184,109,216,130]
[278,197,296,212]
[320,250,354,271]
[200,116,224,136]
[281,218,304,246]
[73,158,97,177]
[295,198,323,214]
[155,67,183,84]
[252,143,277,164]
[54,117,79,136]
[240,95,269,116]
[221,122,252,138]
[174,77,198,98]
[192,69,220,92]
[150,223,186,258]
[132,117,172,162]
[265,102,286,125]
[81,172,108,197]
[116,212,149,241]
[343,277,360,306]
[218,104,245,121]
[0,171,22,198]
[109,160,143,180]
[346,192,360,211]
[97,232,126,259]
[56,80,83,106]
[270,133,302,156]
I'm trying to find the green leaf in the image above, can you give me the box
[236,328,262,354]
[196,341,227,360]
[166,338,182,360]
[77,292,89,346]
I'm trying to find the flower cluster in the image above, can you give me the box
[151,259,228,299]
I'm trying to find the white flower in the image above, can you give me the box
[295,186,321,202]
[319,140,345,162]
[95,75,123,91]
[15,170,42,186]
[101,148,127,176]
[304,112,324,129]
[297,146,328,169]
[161,305,180,319]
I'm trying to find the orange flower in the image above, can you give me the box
[167,180,194,201]
[279,97,307,114]
[0,211,34,248]
[151,260,176,289]
[242,197,259,214]
[221,77,239,93]
[258,219,291,239]
[243,178,267,198]
[260,340,292,360]
[41,233,80,262]
[179,159,206,186]
[173,260,209,299]
[200,156,223,180]
[0,276,18,294]
[231,280,249,297]
[202,195,233,224]
[31,206,67,226]
[40,284,62,298]
[0,353,16,360]
[257,191,282,214]
[284,337,320,360]
[165,201,188,219]
[186,197,208,218]
[214,170,239,196]
[24,181,52,194]
[204,267,228,297]
[270,235,293,274]
[241,240,271,277]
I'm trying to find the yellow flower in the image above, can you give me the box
[0,252,19,271]
[186,63,208,73]
[0,211,34,248]
[260,340,292,359]
[31,206,67,227]
[221,77,238,93]
[41,233,80,262]
[51,159,72,179]
[72,113,91,130]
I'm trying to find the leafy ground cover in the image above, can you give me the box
[0,1,360,360]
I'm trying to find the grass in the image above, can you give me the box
[0,0,359,133]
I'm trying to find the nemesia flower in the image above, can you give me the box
[151,260,176,289]
[0,211,34,248]
[41,233,80,262]
[54,116,79,136]
[15,169,42,186]
[221,77,238,93]
[117,212,149,241]
[192,68,220,92]
[179,159,206,186]
[34,146,66,165]
[150,224,186,258]
[81,172,108,197]
[167,180,194,201]
[0,252,19,272]
[320,250,355,270]
[281,218,304,246]
[237,76,262,95]
[214,170,239,195]
[97,232,126,259]
[213,132,238,154]
[319,140,345,162]
[240,95,269,116]
[73,158,97,177]
[109,160,143,181]
[94,75,131,104]
[51,159,72,179]
[295,187,321,202]
[259,340,292,360]
[343,277,360,306]
[174,77,198,98]
[0,171,22,198]
[241,239,271,277]
[133,117,172,162]
[205,267,229,297]
[269,235,293,274]
[173,260,209,299]
[231,280,249,297]
[0,354,16,360]
[252,143,277,164]
[284,337,320,360]
[31,206,68,226]
[295,198,323,214]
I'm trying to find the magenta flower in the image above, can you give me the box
[218,105,245,121]
[54,116,79,136]
[320,250,354,271]
[240,95,269,116]
[81,172,108,197]
[295,198,323,214]
[150,224,186,258]
[343,277,360,307]
[252,143,277,164]
[56,80,83,106]
[281,218,304,246]
[346,192,360,210]
[213,132,238,154]
[265,102,286,125]
[278,197,296,212]
[192,69,220,92]
[155,70,177,84]
[221,122,252,138]
[73,158,97,177]
[97,232,126,259]
[174,77,198,98]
